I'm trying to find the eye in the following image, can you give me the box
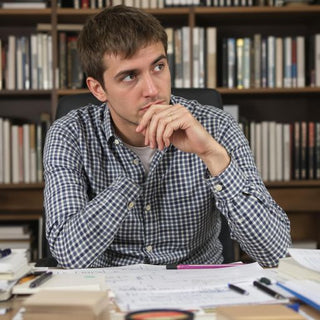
[154,62,165,72]
[123,72,136,82]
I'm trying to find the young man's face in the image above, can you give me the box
[100,41,171,145]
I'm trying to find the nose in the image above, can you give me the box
[142,73,159,98]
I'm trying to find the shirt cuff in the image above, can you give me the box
[109,175,142,201]
[206,159,247,201]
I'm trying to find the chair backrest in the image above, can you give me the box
[40,88,234,265]
[55,88,223,120]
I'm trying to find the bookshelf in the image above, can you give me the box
[0,2,319,258]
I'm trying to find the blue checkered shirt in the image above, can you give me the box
[43,95,291,268]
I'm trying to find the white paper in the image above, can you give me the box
[289,248,320,273]
[47,263,288,312]
[277,279,320,310]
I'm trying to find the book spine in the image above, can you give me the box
[206,27,217,88]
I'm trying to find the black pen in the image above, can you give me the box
[228,283,249,295]
[29,272,53,288]
[253,280,286,300]
[0,248,11,259]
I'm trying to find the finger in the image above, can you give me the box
[137,104,171,133]
[147,108,173,149]
[144,126,149,146]
[156,112,176,150]
[162,117,178,148]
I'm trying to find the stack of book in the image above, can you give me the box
[0,0,47,9]
[0,225,33,260]
[0,249,31,301]
[276,249,320,312]
[23,290,110,320]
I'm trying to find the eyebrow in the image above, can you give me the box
[114,54,168,80]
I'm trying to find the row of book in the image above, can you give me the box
[0,248,31,301]
[167,26,217,88]
[1,28,320,90]
[0,225,33,262]
[239,120,320,181]
[0,33,53,91]
[0,113,50,184]
[222,35,320,89]
[0,0,47,9]
[56,0,310,8]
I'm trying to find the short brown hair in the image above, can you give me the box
[77,5,168,87]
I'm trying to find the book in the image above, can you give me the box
[227,38,236,88]
[278,257,320,282]
[0,118,3,183]
[206,27,217,88]
[0,225,31,239]
[0,249,31,280]
[192,26,200,88]
[165,27,175,88]
[3,119,11,184]
[182,26,191,88]
[267,36,275,88]
[275,37,283,88]
[284,37,292,88]
[253,34,261,88]
[1,1,47,8]
[7,35,16,90]
[277,280,320,312]
[12,273,106,294]
[268,121,276,181]
[216,304,304,320]
[236,38,244,89]
[23,290,109,320]
[0,280,16,301]
[37,23,83,32]
[296,36,305,88]
[174,28,183,88]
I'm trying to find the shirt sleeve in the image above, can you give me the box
[206,113,291,267]
[43,121,141,268]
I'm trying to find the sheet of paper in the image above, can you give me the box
[277,279,320,311]
[288,248,320,273]
[12,273,106,294]
[46,263,288,312]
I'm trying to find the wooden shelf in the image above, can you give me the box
[0,90,52,97]
[0,183,44,189]
[0,8,51,25]
[194,5,320,24]
[218,87,320,95]
[265,180,320,188]
[1,2,319,250]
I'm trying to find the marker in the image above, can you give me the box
[29,272,53,288]
[18,271,47,284]
[166,263,242,270]
[259,277,272,285]
[228,283,249,295]
[0,248,11,259]
[253,280,286,300]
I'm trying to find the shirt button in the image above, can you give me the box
[146,245,152,252]
[133,159,139,165]
[145,204,151,211]
[214,184,223,192]
[114,139,120,145]
[128,202,135,209]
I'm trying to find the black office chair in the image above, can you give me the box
[38,88,235,266]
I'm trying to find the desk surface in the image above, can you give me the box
[1,294,320,320]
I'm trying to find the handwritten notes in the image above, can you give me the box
[49,263,287,311]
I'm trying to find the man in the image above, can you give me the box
[44,5,291,268]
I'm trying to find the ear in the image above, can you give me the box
[86,77,108,102]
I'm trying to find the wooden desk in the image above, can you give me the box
[1,293,320,320]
